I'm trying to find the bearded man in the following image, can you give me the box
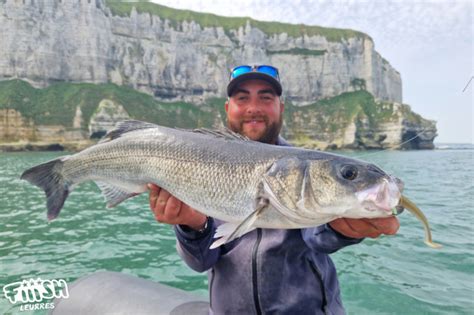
[148,65,399,314]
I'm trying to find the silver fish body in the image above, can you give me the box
[21,120,403,247]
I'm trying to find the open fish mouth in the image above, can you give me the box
[355,179,441,249]
[356,178,401,214]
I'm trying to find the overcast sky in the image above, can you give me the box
[150,0,473,143]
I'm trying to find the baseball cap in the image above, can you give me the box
[227,65,282,97]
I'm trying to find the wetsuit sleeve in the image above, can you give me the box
[174,217,221,272]
[302,224,364,254]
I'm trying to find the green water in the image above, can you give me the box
[1,149,473,314]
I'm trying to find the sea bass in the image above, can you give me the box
[20,120,440,248]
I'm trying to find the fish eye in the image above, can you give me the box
[341,165,358,180]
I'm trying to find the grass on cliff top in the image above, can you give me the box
[105,0,368,42]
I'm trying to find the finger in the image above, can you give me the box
[345,219,380,238]
[364,217,400,235]
[153,189,171,219]
[147,183,160,191]
[163,196,182,222]
[330,218,363,238]
[149,185,161,211]
[385,217,400,235]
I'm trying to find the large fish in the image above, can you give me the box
[21,120,440,248]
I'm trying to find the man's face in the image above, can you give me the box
[225,79,284,144]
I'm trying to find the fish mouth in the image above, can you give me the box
[355,177,401,214]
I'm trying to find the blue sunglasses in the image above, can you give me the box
[230,65,280,80]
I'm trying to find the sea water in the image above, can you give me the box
[1,146,473,314]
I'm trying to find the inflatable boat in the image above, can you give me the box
[50,271,209,315]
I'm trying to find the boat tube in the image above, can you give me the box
[49,271,209,315]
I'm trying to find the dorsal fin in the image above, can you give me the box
[190,128,250,141]
[100,120,250,143]
[100,120,159,143]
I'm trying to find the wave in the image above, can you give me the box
[435,143,474,150]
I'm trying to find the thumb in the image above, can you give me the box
[147,183,159,191]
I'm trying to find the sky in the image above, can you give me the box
[149,0,473,144]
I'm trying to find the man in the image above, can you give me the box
[148,65,399,314]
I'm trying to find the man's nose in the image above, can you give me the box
[245,97,261,114]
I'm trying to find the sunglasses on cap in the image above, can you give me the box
[229,65,280,80]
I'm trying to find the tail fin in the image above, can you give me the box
[20,156,71,221]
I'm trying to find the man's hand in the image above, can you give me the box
[329,217,399,239]
[148,184,207,231]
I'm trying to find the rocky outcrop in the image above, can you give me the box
[0,99,132,145]
[0,108,35,141]
[89,99,130,138]
[0,108,86,143]
[353,107,437,150]
[0,0,401,105]
[282,93,437,150]
[0,107,92,152]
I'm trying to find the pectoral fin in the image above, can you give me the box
[95,181,146,208]
[210,198,268,249]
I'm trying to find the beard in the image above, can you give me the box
[227,115,283,144]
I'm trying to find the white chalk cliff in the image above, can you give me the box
[0,0,402,105]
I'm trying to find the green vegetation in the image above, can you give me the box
[0,80,406,146]
[284,90,397,134]
[398,103,427,125]
[0,80,220,129]
[105,0,367,42]
[267,48,326,56]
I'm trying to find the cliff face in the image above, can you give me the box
[0,0,401,105]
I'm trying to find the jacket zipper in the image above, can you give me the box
[309,260,328,315]
[209,269,215,309]
[252,229,263,315]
